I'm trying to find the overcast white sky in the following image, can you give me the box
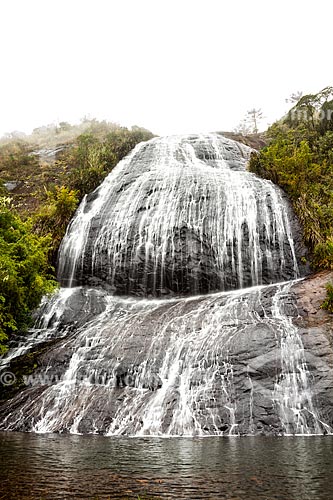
[0,0,332,137]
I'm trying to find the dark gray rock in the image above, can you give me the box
[58,134,309,297]
[1,275,332,436]
[293,271,333,430]
[0,135,330,437]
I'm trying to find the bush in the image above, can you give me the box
[249,88,333,270]
[34,186,79,263]
[249,87,333,315]
[312,240,333,270]
[321,283,333,313]
[58,126,154,197]
[0,198,57,353]
[0,141,39,185]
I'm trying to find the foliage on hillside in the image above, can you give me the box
[249,87,333,273]
[59,126,154,198]
[0,117,138,149]
[321,283,333,313]
[0,120,154,351]
[0,198,57,353]
[0,120,154,257]
[34,186,79,262]
[0,119,154,213]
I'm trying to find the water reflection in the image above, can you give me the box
[1,433,333,499]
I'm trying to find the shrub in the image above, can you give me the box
[321,283,333,313]
[249,88,333,270]
[0,198,57,353]
[34,186,79,263]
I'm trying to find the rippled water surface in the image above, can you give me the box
[1,433,333,499]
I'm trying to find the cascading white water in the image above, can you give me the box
[1,133,329,436]
[58,134,300,295]
[1,282,328,435]
[272,284,331,435]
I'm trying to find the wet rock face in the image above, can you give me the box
[293,271,333,428]
[1,276,332,436]
[58,134,308,297]
[1,135,331,437]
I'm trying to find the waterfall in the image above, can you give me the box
[58,134,301,295]
[1,134,329,436]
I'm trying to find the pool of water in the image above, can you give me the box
[0,433,333,499]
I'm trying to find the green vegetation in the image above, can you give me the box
[249,87,333,312]
[0,119,154,213]
[321,283,333,313]
[59,125,153,198]
[34,186,79,262]
[0,198,57,353]
[0,119,154,351]
[249,87,333,271]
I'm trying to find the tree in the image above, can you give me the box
[246,108,263,134]
[282,88,333,138]
[285,91,303,104]
[57,122,72,132]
